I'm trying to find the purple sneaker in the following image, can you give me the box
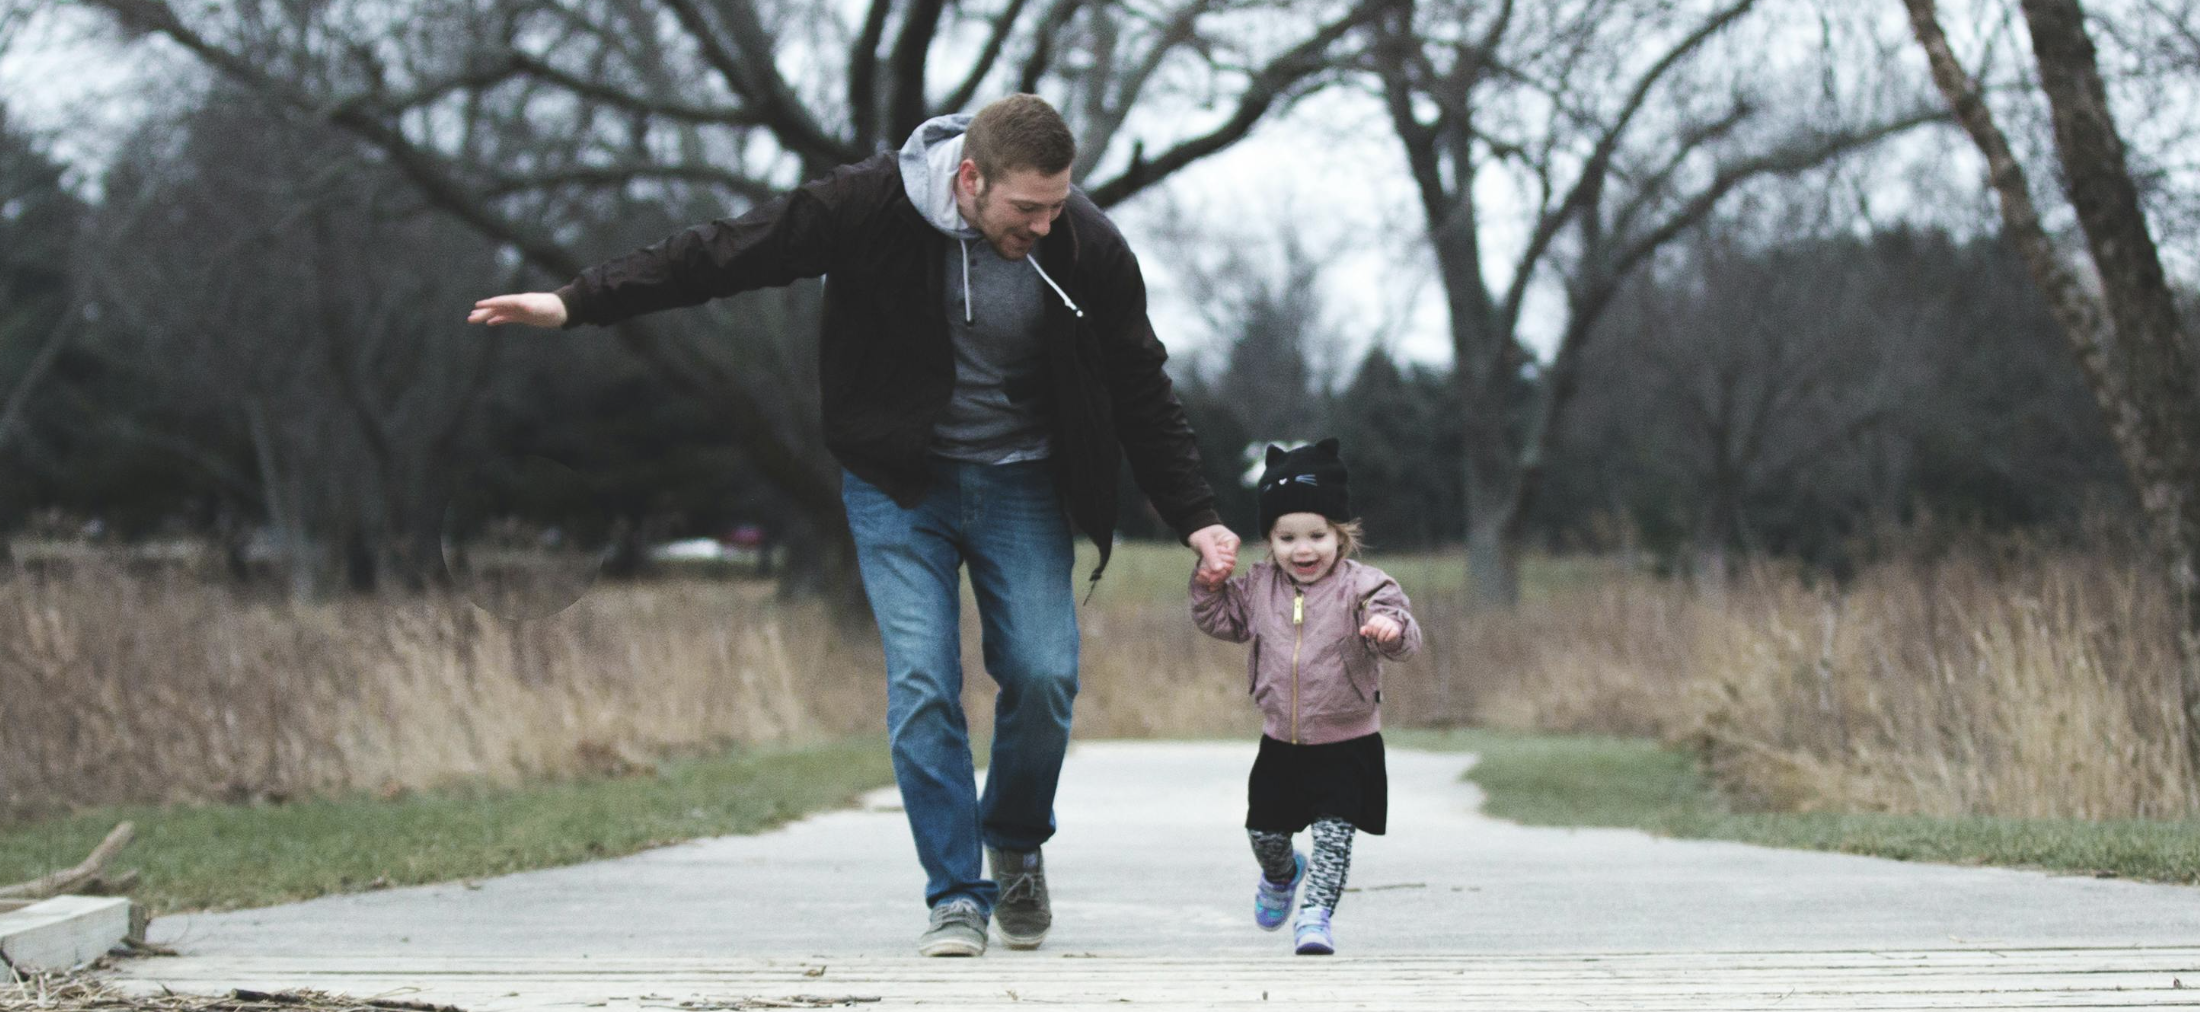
[1254,851,1305,930]
[1293,907,1335,955]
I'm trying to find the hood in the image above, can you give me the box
[898,111,1088,326]
[899,114,981,240]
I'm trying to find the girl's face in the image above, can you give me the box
[1267,512,1340,584]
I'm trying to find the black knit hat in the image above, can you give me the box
[1257,437,1350,536]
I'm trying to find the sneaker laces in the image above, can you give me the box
[998,865,1047,907]
[931,897,984,927]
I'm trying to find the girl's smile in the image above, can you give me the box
[1267,512,1340,584]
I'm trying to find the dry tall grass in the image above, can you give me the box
[0,556,1267,815]
[8,540,2193,821]
[0,565,883,815]
[1443,549,2200,820]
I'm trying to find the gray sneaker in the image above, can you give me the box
[987,846,1051,950]
[917,897,988,957]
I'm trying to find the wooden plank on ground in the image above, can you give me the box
[0,895,132,973]
[105,949,2200,1011]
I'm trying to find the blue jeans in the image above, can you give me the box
[841,457,1080,913]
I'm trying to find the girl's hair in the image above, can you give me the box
[1269,517,1367,558]
[1332,518,1366,558]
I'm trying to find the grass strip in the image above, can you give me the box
[0,737,894,913]
[1393,727,2200,884]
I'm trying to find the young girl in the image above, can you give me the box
[1189,437,1422,955]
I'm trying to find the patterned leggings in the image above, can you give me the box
[1248,817,1355,913]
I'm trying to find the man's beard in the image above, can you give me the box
[972,189,1033,259]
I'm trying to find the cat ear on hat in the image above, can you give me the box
[1315,437,1340,458]
[1266,444,1288,467]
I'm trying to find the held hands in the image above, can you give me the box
[468,292,568,328]
[1188,524,1239,589]
[1360,613,1404,645]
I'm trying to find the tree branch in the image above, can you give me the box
[1017,0,1086,93]
[887,0,950,140]
[848,0,893,144]
[326,53,529,118]
[1607,99,1754,240]
[1370,0,1446,226]
[1074,2,1205,179]
[1494,0,1759,342]
[479,163,779,204]
[1513,107,1941,512]
[505,50,764,126]
[0,312,69,459]
[1611,110,1947,284]
[85,0,847,526]
[1085,0,1377,207]
[943,0,1037,113]
[1901,0,2121,406]
[658,0,855,167]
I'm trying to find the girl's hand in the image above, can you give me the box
[1188,524,1238,588]
[1360,614,1403,645]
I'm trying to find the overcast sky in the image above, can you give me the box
[5,1,2193,383]
[0,4,1513,379]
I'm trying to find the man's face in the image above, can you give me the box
[958,161,1071,260]
[1267,512,1340,584]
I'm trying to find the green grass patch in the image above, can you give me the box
[0,738,895,914]
[1392,727,2200,884]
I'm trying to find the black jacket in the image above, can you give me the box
[555,151,1221,587]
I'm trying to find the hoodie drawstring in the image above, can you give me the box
[958,238,973,324]
[958,238,1085,322]
[1028,257,1084,318]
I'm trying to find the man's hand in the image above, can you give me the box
[1188,524,1239,588]
[1360,613,1403,645]
[468,292,569,328]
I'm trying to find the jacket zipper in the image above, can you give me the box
[1291,589,1305,744]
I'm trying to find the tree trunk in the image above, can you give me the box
[2019,0,2200,793]
[1465,508,1520,610]
[1463,388,1524,609]
[1907,0,2200,796]
[1693,492,1736,607]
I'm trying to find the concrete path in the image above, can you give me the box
[113,741,2200,1009]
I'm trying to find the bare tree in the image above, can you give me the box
[1365,0,1941,606]
[1598,219,1930,586]
[0,99,86,538]
[80,89,504,597]
[1904,0,2200,786]
[80,0,1384,598]
[1178,231,1336,444]
[0,120,76,463]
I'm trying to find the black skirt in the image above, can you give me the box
[1245,731,1387,836]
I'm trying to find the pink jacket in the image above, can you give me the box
[1189,558,1423,745]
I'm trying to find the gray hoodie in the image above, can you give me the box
[899,114,1078,464]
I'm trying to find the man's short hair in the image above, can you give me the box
[964,94,1076,181]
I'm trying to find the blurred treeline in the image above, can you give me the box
[0,0,2178,602]
[1147,215,2129,576]
[0,90,820,596]
[0,84,2131,593]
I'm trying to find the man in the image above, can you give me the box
[469,94,1240,956]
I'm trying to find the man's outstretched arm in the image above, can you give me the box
[466,156,873,331]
